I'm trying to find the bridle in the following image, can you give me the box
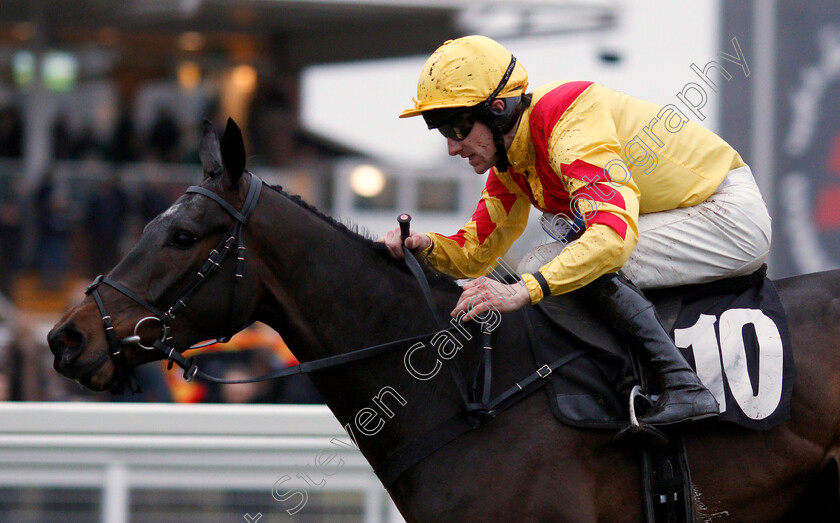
[84,172,263,393]
[82,174,467,395]
[82,171,464,395]
[78,170,590,487]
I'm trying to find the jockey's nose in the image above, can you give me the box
[447,138,463,156]
[48,323,86,369]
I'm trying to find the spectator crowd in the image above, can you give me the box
[0,100,328,406]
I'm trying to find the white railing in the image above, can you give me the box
[0,402,405,523]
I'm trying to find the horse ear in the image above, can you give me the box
[199,119,224,179]
[220,118,246,188]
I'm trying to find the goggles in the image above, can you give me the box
[434,110,477,141]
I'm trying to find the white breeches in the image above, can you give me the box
[518,165,772,290]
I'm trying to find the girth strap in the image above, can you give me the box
[467,327,494,416]
[375,305,587,486]
[375,344,588,487]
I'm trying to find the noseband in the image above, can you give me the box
[84,173,263,393]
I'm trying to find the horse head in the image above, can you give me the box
[47,118,263,393]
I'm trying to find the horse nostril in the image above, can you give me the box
[48,325,86,363]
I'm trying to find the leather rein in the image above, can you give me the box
[83,172,587,486]
[83,174,472,394]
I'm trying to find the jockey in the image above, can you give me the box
[380,35,771,426]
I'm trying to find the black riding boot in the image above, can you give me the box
[576,273,720,426]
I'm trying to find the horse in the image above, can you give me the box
[47,119,840,521]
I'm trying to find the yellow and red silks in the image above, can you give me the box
[422,80,743,303]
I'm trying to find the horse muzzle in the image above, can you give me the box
[47,322,112,388]
[48,322,87,371]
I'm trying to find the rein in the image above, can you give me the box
[83,172,587,487]
[83,175,474,394]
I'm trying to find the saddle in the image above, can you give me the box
[526,267,794,523]
[374,264,793,520]
[528,266,794,431]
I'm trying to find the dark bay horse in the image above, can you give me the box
[48,119,840,521]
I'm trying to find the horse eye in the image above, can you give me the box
[170,231,198,249]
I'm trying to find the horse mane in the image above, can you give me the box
[266,184,461,292]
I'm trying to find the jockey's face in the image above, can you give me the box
[446,120,498,174]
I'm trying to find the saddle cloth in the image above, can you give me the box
[529,267,793,431]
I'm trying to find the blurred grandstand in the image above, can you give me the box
[1,0,836,404]
[0,0,470,404]
[3,0,839,521]
[0,0,624,404]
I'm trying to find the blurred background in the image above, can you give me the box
[0,0,839,521]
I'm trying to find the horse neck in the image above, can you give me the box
[247,193,468,464]
[251,198,453,356]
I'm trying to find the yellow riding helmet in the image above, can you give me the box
[399,35,529,119]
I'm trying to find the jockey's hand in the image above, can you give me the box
[378,227,431,260]
[452,276,530,322]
